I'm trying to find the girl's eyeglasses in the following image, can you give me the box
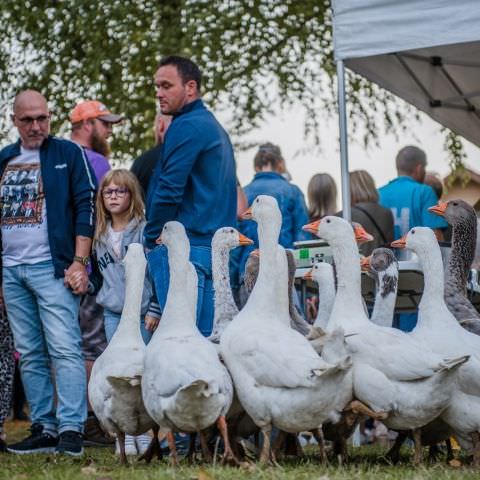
[102,188,129,198]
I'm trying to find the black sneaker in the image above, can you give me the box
[55,431,84,457]
[7,424,58,454]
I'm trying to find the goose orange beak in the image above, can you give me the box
[391,235,407,249]
[241,207,252,220]
[354,225,374,244]
[155,235,163,245]
[238,233,254,246]
[360,256,371,272]
[304,269,313,281]
[428,202,448,217]
[303,220,320,235]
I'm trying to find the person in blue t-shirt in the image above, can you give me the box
[378,145,447,331]
[233,143,309,286]
[379,145,447,241]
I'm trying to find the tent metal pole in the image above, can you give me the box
[337,59,351,221]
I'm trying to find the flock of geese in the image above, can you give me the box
[88,195,480,468]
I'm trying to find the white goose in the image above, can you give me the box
[142,221,236,463]
[304,261,336,332]
[220,195,352,464]
[304,216,469,464]
[393,227,480,464]
[209,227,253,345]
[88,243,156,464]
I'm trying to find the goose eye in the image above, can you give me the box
[411,229,415,234]
[229,229,234,233]
[256,198,259,203]
[326,219,331,223]
[452,202,458,206]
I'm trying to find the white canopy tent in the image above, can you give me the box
[331,0,480,218]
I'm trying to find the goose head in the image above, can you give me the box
[123,242,146,271]
[212,227,253,251]
[429,199,476,228]
[158,221,190,260]
[243,195,282,240]
[391,226,436,257]
[304,261,334,285]
[303,215,371,245]
[361,248,398,294]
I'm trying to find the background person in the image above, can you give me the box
[145,55,237,337]
[86,169,160,456]
[234,142,309,286]
[70,99,123,448]
[337,170,394,256]
[130,112,172,199]
[1,90,96,456]
[378,146,447,241]
[307,172,338,222]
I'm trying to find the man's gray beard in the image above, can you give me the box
[91,130,111,158]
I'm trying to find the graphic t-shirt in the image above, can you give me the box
[107,225,123,259]
[0,147,51,266]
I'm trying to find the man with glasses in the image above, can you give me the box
[0,90,96,456]
[69,100,122,448]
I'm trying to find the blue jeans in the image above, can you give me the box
[103,309,152,345]
[3,260,86,434]
[147,244,214,336]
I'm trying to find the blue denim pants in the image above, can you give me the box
[3,260,86,434]
[103,309,152,345]
[147,244,214,336]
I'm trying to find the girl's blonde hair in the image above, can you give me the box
[307,173,338,221]
[349,170,379,205]
[95,169,145,243]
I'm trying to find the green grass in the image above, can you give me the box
[1,421,478,480]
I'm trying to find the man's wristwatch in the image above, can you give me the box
[73,255,90,266]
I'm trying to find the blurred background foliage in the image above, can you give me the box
[0,0,465,171]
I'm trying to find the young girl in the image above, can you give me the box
[91,169,161,455]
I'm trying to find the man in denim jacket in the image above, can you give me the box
[0,90,96,456]
[145,56,237,337]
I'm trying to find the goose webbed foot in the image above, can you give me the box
[386,431,407,464]
[412,428,423,466]
[138,426,161,464]
[167,431,179,466]
[216,415,240,466]
[311,427,328,464]
[116,431,128,466]
[199,429,213,463]
[259,425,279,466]
[471,431,480,468]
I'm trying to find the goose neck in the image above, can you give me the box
[212,246,238,320]
[111,261,146,343]
[370,271,397,327]
[328,237,367,329]
[446,222,476,293]
[417,245,445,308]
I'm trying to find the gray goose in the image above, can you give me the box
[429,200,480,335]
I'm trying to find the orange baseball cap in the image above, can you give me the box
[69,100,123,124]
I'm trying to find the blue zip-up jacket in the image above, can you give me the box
[0,136,97,278]
[232,171,309,285]
[145,99,237,248]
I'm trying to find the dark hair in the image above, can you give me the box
[254,143,283,171]
[396,145,426,175]
[307,173,338,221]
[158,55,202,91]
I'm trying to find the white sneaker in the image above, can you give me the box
[135,433,152,455]
[115,435,138,456]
